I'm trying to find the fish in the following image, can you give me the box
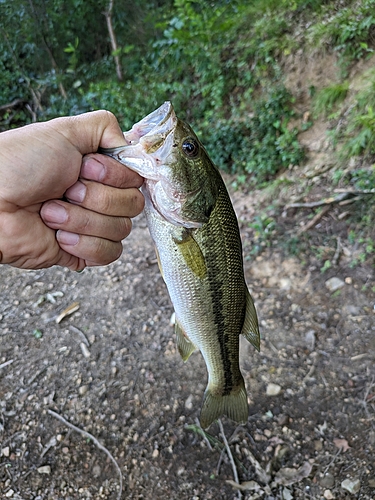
[99,102,260,429]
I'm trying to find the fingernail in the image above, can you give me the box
[81,157,105,181]
[65,181,86,203]
[42,202,68,224]
[56,230,80,246]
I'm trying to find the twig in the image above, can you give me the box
[334,188,375,195]
[332,237,341,266]
[297,205,331,234]
[47,409,123,500]
[194,418,213,451]
[323,448,341,474]
[287,192,351,209]
[0,359,14,370]
[69,325,90,347]
[218,419,242,499]
[0,99,24,112]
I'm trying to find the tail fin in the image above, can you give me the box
[199,381,248,429]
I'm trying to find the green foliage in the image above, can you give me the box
[335,72,375,160]
[312,81,349,118]
[247,213,276,255]
[309,0,375,61]
[202,87,305,181]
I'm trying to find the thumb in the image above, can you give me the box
[49,110,127,154]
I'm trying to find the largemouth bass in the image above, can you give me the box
[100,102,260,429]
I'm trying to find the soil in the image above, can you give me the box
[1,59,375,500]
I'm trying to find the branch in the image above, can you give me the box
[104,0,123,81]
[286,192,351,209]
[297,205,331,234]
[218,419,242,500]
[47,409,123,500]
[0,99,25,112]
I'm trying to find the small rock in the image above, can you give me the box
[92,464,101,477]
[78,385,88,396]
[5,489,14,497]
[320,472,335,488]
[341,478,360,494]
[37,465,51,474]
[80,342,90,358]
[185,394,193,410]
[305,330,316,350]
[368,478,375,487]
[152,448,159,458]
[266,383,282,396]
[283,487,293,500]
[325,277,345,293]
[1,446,10,457]
[324,490,334,500]
[343,304,360,316]
[314,440,323,451]
[279,278,291,290]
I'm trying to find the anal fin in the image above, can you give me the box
[175,320,197,362]
[241,289,261,351]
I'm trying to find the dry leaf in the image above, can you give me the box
[55,302,80,324]
[226,479,261,491]
[274,461,313,486]
[333,437,350,452]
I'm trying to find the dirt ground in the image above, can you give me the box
[1,164,374,499]
[1,49,375,498]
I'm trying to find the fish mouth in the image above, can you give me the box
[99,101,177,179]
[124,101,176,149]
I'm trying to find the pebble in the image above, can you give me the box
[92,464,101,477]
[80,342,90,358]
[37,465,51,474]
[283,487,293,500]
[266,383,282,396]
[185,394,194,409]
[341,478,360,494]
[320,472,335,488]
[1,446,10,457]
[152,448,159,458]
[78,385,88,396]
[325,277,345,293]
[5,489,14,497]
[323,490,334,499]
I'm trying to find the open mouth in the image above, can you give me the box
[98,101,177,179]
[123,101,176,150]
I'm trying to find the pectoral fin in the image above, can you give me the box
[241,289,260,351]
[173,232,207,279]
[175,319,197,362]
[154,246,164,280]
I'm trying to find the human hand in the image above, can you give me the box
[0,111,144,270]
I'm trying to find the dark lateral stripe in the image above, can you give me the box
[205,186,239,396]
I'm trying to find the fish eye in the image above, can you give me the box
[182,138,199,158]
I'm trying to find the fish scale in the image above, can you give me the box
[99,101,260,428]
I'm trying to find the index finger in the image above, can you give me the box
[80,154,144,189]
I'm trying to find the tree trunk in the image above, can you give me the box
[104,0,123,81]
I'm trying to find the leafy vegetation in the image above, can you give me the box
[1,0,374,262]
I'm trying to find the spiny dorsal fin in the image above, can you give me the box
[175,319,197,362]
[173,232,207,279]
[241,289,260,351]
